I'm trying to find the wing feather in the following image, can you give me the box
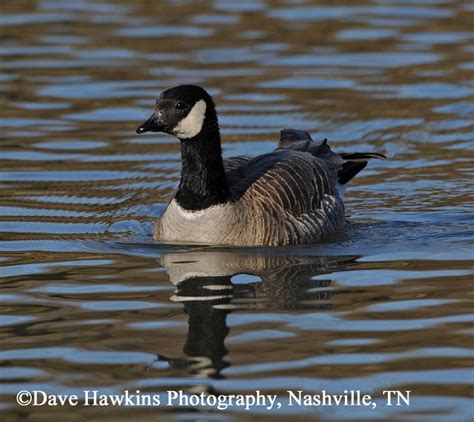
[220,130,383,244]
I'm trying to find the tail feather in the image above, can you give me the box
[338,152,386,185]
[339,152,386,161]
[278,128,386,185]
[338,161,368,185]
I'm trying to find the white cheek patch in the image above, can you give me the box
[173,99,207,139]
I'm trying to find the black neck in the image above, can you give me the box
[175,120,230,211]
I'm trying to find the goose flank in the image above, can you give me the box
[136,85,384,246]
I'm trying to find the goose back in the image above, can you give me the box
[222,136,346,245]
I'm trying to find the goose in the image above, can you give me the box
[136,85,384,246]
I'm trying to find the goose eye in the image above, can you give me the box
[175,101,186,110]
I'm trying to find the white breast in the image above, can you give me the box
[156,199,242,244]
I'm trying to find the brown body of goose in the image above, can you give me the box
[136,85,384,246]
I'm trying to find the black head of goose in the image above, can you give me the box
[136,85,385,246]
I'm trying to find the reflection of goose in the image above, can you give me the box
[136,85,384,246]
[162,248,356,310]
[155,248,358,380]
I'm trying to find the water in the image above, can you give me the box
[1,0,473,420]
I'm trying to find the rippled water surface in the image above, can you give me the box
[1,0,473,420]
